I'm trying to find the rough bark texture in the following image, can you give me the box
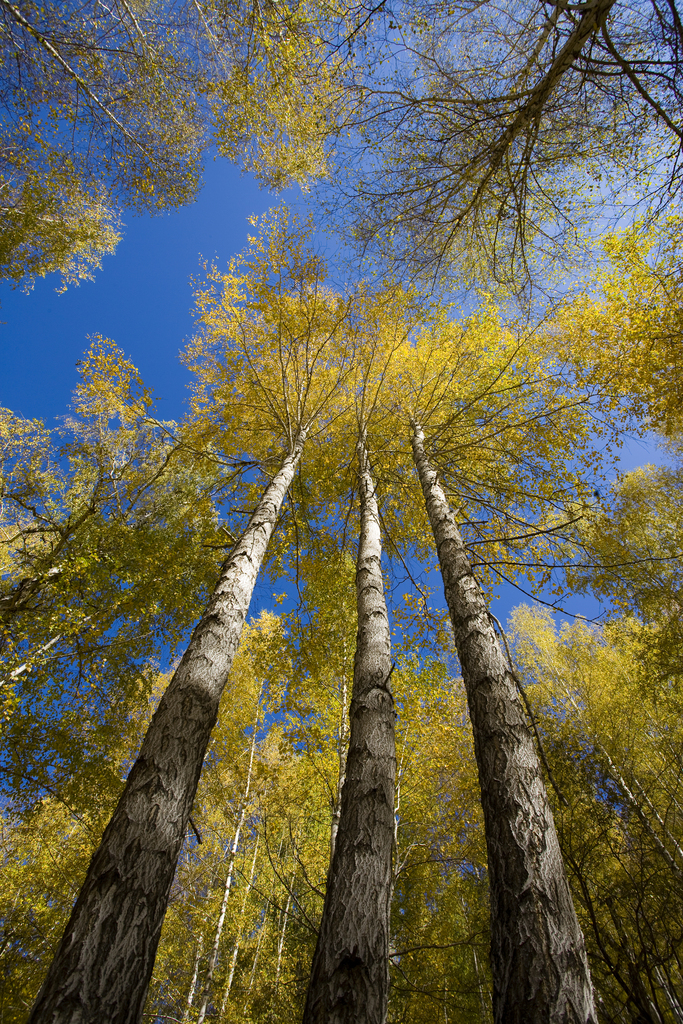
[29,433,306,1024]
[303,435,396,1024]
[411,423,596,1024]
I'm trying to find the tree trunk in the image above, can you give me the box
[303,432,396,1024]
[459,895,489,1023]
[182,933,204,1024]
[330,659,349,862]
[29,431,307,1024]
[244,835,285,1010]
[196,689,262,1024]
[410,422,596,1024]
[221,833,260,1014]
[274,869,295,995]
[245,905,267,1003]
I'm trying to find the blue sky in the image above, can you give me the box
[0,159,275,426]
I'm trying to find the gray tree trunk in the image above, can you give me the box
[29,431,307,1024]
[410,422,596,1024]
[303,433,396,1024]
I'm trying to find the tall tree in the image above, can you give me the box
[7,214,662,1022]
[303,431,396,1024]
[28,426,307,1024]
[323,0,683,287]
[410,421,596,1023]
[27,215,350,1024]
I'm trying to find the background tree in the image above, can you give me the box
[513,606,683,1024]
[322,0,683,288]
[0,0,343,289]
[550,220,683,439]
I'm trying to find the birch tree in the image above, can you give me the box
[6,215,673,1024]
[28,424,306,1024]
[195,681,263,1024]
[365,310,618,1022]
[27,214,352,1024]
[318,0,683,287]
[410,422,596,1024]
[303,431,396,1024]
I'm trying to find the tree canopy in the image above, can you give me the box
[2,0,683,1020]
[0,0,340,288]
[319,0,683,288]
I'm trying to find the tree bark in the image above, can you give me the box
[330,661,349,862]
[302,433,396,1024]
[28,431,307,1024]
[410,422,596,1024]
[196,688,262,1024]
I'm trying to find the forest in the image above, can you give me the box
[1,1,682,1022]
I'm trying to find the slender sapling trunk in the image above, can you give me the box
[274,869,296,995]
[221,833,260,1013]
[330,662,349,861]
[182,933,204,1024]
[196,688,262,1024]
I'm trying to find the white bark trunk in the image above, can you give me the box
[303,432,396,1024]
[181,933,204,1024]
[274,874,295,994]
[244,832,286,1010]
[29,432,307,1024]
[196,690,262,1024]
[330,664,349,861]
[220,834,260,1014]
[411,422,595,1024]
[245,912,267,1002]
